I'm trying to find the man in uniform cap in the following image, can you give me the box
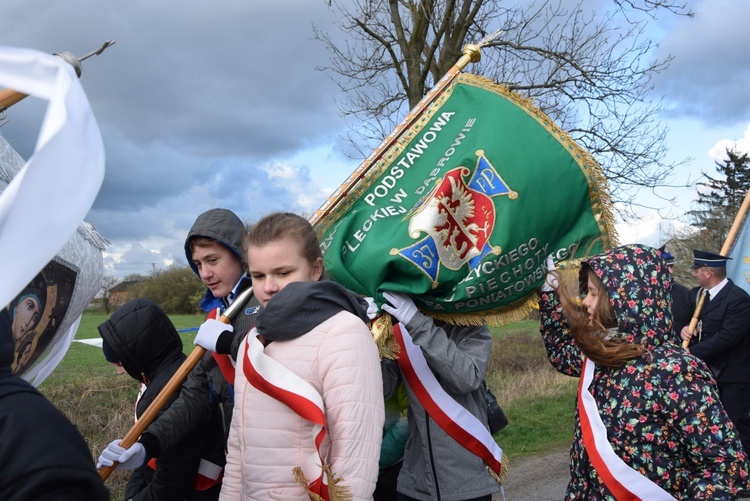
[681,249,750,457]
[659,245,691,338]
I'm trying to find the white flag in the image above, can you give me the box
[0,47,104,309]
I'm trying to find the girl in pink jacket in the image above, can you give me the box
[219,212,384,501]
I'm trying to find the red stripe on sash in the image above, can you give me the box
[578,358,676,500]
[392,323,504,476]
[242,336,330,500]
[577,363,639,500]
[193,459,224,491]
[212,353,235,386]
[146,458,223,490]
[242,347,326,430]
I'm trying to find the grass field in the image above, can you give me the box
[485,320,577,455]
[38,312,576,499]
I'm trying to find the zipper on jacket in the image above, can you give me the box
[425,411,441,500]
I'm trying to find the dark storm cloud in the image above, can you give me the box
[1,0,354,276]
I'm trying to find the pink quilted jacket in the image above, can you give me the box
[220,311,384,500]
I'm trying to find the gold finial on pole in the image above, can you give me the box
[463,44,482,63]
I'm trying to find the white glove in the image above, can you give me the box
[194,318,233,352]
[541,254,558,292]
[97,440,146,471]
[363,297,379,320]
[382,292,419,325]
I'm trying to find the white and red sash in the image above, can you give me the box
[392,322,505,477]
[578,357,676,500]
[145,457,224,491]
[242,334,331,500]
[192,458,224,490]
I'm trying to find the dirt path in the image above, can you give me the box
[493,446,570,501]
[492,445,750,500]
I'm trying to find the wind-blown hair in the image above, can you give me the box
[557,267,646,367]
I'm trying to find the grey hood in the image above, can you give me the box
[184,208,245,311]
[184,208,245,276]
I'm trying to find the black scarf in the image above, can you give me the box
[255,281,369,342]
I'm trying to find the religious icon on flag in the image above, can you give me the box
[314,72,616,326]
[7,261,76,374]
[0,134,106,385]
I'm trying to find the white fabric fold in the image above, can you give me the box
[0,46,104,309]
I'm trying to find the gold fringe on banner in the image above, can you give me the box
[371,260,584,359]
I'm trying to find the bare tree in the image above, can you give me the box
[100,275,120,314]
[314,0,692,212]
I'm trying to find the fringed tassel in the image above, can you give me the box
[489,453,511,486]
[430,294,538,327]
[371,314,400,360]
[322,464,351,501]
[292,467,322,501]
[292,464,352,501]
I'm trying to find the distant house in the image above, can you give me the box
[109,280,140,308]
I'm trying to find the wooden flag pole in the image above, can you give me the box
[0,40,115,112]
[682,187,750,349]
[98,286,253,481]
[310,43,482,227]
[0,87,28,110]
[682,289,709,349]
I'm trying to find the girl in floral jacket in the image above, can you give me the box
[540,244,748,500]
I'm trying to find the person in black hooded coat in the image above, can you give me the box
[98,298,225,500]
[0,309,109,501]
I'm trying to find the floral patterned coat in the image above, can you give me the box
[540,244,748,500]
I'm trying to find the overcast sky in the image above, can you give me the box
[1,0,749,278]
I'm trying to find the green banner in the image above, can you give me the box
[315,73,615,324]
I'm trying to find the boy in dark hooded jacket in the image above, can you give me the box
[98,209,259,478]
[98,298,225,500]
